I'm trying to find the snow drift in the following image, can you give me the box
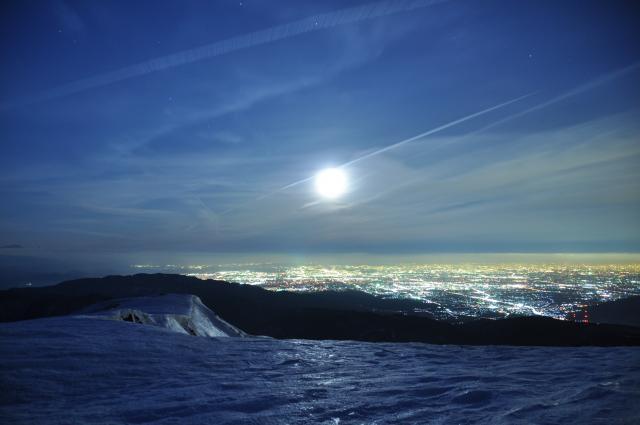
[78,293,246,337]
[1,314,639,424]
[1,303,639,424]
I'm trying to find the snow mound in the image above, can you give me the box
[78,293,246,337]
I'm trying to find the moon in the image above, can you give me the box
[315,168,347,199]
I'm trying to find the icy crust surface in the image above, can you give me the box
[1,316,639,425]
[79,293,246,337]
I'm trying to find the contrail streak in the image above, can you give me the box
[342,93,534,167]
[473,61,640,134]
[335,62,640,212]
[258,61,640,204]
[224,62,640,215]
[254,92,534,202]
[1,0,448,111]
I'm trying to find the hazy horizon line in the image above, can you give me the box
[121,252,640,266]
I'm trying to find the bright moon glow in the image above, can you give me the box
[315,168,347,199]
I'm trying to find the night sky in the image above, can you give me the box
[1,0,639,278]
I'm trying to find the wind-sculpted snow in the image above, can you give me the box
[79,294,246,337]
[1,315,639,424]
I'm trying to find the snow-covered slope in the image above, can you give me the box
[1,310,639,424]
[78,293,246,337]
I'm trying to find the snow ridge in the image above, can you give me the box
[78,293,246,337]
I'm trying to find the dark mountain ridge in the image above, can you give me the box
[1,273,638,346]
[569,296,640,328]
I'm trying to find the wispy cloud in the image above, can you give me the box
[1,0,450,111]
[249,93,534,206]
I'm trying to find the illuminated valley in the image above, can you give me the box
[129,263,640,321]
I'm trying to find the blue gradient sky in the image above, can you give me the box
[1,0,639,277]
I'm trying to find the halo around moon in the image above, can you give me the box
[315,168,347,199]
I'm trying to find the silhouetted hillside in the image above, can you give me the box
[569,296,640,327]
[0,274,430,324]
[1,273,638,346]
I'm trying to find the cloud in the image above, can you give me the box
[1,0,449,111]
[205,111,640,252]
[256,62,640,205]
[2,0,638,256]
[252,92,534,204]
